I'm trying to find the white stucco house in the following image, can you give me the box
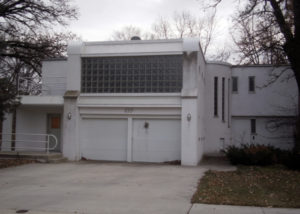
[0,38,297,166]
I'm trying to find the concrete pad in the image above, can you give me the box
[190,204,300,214]
[0,162,205,214]
[0,209,74,214]
[190,204,262,214]
[262,207,300,214]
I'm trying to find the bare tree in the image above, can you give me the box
[231,5,289,65]
[111,25,143,40]
[152,11,217,56]
[173,11,196,38]
[152,16,174,39]
[110,10,226,60]
[210,0,299,87]
[0,0,78,121]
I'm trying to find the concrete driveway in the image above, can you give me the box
[0,162,206,214]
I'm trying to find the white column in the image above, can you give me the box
[62,91,80,160]
[127,117,133,162]
[181,96,199,166]
[180,39,203,165]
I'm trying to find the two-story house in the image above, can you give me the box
[0,38,297,165]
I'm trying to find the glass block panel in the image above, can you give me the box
[81,55,182,93]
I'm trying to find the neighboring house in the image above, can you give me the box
[0,38,297,166]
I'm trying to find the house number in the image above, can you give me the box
[124,108,133,113]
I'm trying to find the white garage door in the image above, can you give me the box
[80,118,127,161]
[132,119,181,163]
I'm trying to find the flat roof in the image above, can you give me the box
[83,38,183,46]
[20,95,64,106]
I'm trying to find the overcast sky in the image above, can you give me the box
[67,0,236,42]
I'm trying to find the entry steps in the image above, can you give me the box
[0,151,67,163]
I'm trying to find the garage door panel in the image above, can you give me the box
[80,118,127,161]
[132,119,181,163]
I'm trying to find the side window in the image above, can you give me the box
[222,77,225,122]
[249,76,255,92]
[251,119,256,134]
[232,76,238,93]
[214,77,218,117]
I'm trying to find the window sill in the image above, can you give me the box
[80,93,182,97]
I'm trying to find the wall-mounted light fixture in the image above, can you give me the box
[187,113,192,121]
[67,112,72,120]
[144,121,149,129]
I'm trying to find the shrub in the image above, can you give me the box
[281,152,300,170]
[225,144,280,166]
[224,144,300,170]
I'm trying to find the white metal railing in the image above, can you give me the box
[18,76,66,96]
[0,133,58,154]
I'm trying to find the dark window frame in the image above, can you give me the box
[251,119,256,134]
[249,76,255,92]
[232,76,238,93]
[214,76,218,117]
[227,78,230,127]
[222,77,225,122]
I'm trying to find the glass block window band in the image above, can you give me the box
[81,55,183,93]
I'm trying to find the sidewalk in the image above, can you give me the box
[2,204,300,214]
[189,204,300,214]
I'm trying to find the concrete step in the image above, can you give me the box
[46,157,68,163]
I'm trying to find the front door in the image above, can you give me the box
[47,114,61,152]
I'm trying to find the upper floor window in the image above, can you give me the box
[249,76,255,92]
[81,55,183,93]
[232,76,238,93]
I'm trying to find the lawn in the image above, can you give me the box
[0,159,35,169]
[191,166,300,208]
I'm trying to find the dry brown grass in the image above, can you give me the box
[191,166,300,208]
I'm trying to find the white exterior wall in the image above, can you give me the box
[230,66,297,149]
[231,66,297,116]
[42,60,67,95]
[231,117,294,150]
[205,63,232,154]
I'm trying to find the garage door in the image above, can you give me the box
[80,118,127,161]
[132,119,181,163]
